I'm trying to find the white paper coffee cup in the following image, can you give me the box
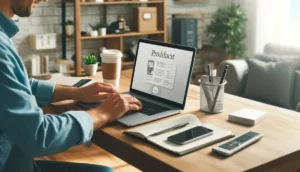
[100,50,123,88]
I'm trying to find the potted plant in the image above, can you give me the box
[83,54,98,76]
[96,23,107,36]
[65,20,74,36]
[89,24,99,37]
[205,3,247,59]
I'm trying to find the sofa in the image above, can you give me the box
[217,43,300,112]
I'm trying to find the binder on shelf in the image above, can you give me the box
[31,55,50,76]
[172,18,198,48]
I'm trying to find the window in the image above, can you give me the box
[288,0,300,44]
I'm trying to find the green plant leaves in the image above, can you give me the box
[83,55,98,65]
[89,24,97,31]
[66,20,74,25]
[205,3,247,59]
[96,23,107,29]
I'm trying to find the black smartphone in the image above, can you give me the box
[167,126,213,145]
[73,79,92,87]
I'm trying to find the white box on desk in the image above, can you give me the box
[29,33,56,50]
[229,108,266,126]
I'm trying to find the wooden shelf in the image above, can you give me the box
[67,0,167,75]
[66,35,75,39]
[81,31,165,40]
[121,61,135,66]
[80,0,164,5]
[61,0,75,3]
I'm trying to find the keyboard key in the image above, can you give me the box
[137,98,171,116]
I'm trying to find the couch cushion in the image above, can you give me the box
[244,58,298,108]
[293,70,300,109]
[264,43,300,56]
[255,54,300,67]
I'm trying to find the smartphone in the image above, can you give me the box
[167,126,213,145]
[73,79,92,87]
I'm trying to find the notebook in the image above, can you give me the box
[125,114,234,155]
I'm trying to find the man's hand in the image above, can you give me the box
[87,94,142,129]
[74,82,117,103]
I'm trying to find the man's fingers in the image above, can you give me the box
[97,82,117,90]
[97,84,117,93]
[97,82,113,87]
[95,94,109,100]
[125,96,142,107]
[127,104,142,111]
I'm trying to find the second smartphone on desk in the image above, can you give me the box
[167,126,213,145]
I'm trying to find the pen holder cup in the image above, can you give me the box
[199,75,227,114]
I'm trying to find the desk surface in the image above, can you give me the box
[47,70,300,172]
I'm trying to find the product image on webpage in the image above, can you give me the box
[145,59,177,90]
[132,42,194,104]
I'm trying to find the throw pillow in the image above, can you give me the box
[244,58,296,108]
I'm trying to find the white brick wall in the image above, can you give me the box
[12,0,222,72]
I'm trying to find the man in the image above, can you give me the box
[0,0,142,171]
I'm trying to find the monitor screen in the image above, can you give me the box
[131,41,194,104]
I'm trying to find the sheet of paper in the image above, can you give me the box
[48,73,88,86]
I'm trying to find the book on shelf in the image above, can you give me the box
[125,114,234,156]
[31,55,49,76]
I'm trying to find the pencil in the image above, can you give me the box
[210,65,229,112]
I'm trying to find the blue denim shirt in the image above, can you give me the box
[0,13,93,172]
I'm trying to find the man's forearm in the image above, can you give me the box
[86,109,108,130]
[51,85,78,102]
[52,85,109,130]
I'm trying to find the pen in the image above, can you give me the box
[208,64,213,83]
[210,65,229,112]
[202,64,213,110]
[148,122,189,137]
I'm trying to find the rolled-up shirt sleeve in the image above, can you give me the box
[29,78,55,107]
[0,49,93,157]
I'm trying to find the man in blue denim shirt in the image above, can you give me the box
[0,0,142,171]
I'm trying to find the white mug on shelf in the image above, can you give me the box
[99,28,106,36]
[90,30,99,37]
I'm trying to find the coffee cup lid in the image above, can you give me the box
[101,50,122,58]
[101,50,123,63]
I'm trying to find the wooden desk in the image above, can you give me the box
[47,70,300,172]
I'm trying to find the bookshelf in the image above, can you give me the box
[61,0,167,76]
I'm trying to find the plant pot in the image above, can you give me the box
[83,63,98,76]
[65,25,74,36]
[90,30,99,37]
[99,28,107,36]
